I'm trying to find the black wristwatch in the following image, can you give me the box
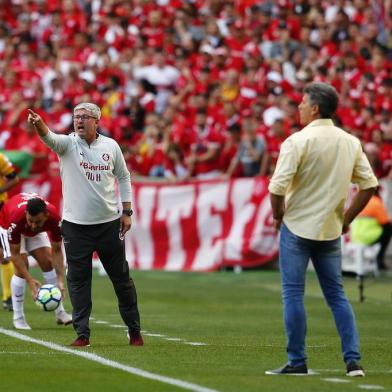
[122,209,133,216]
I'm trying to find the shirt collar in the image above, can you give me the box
[307,118,334,127]
[74,132,100,145]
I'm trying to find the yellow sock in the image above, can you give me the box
[1,261,14,301]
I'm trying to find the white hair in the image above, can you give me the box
[73,102,101,119]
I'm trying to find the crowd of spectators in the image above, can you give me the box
[0,0,391,183]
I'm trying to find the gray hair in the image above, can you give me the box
[303,82,339,118]
[73,102,101,120]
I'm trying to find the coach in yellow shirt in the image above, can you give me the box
[266,82,378,377]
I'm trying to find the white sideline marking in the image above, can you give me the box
[321,378,351,383]
[103,320,208,347]
[358,386,384,390]
[0,327,218,392]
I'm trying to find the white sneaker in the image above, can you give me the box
[56,310,72,325]
[13,317,31,330]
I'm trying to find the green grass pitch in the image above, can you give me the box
[0,268,391,392]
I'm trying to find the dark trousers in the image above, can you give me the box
[374,223,392,270]
[61,219,140,339]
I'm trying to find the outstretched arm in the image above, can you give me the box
[28,109,70,154]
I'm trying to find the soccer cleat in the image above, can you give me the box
[346,362,365,377]
[2,297,13,311]
[265,363,308,375]
[56,310,72,325]
[70,337,90,347]
[127,330,144,346]
[13,317,31,330]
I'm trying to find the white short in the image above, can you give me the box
[0,227,51,258]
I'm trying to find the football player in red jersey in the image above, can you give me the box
[0,193,71,330]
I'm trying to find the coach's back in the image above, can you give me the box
[269,118,378,240]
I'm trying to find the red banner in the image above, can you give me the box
[17,176,279,271]
[126,177,278,271]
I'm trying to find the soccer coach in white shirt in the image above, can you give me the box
[28,103,143,347]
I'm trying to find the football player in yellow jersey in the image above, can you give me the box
[0,152,19,311]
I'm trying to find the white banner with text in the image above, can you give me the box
[126,177,279,271]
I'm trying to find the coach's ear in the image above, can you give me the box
[310,103,319,117]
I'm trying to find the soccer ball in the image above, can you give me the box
[35,284,61,311]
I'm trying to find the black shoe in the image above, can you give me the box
[346,362,365,377]
[2,297,13,311]
[265,363,308,375]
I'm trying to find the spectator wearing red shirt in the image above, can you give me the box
[141,9,165,49]
[137,124,166,177]
[5,103,51,178]
[219,123,242,177]
[224,19,248,71]
[60,0,87,45]
[224,117,268,178]
[133,49,180,114]
[163,143,189,182]
[265,117,290,176]
[0,193,71,330]
[186,109,224,179]
[379,119,392,179]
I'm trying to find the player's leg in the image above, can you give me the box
[0,252,14,312]
[311,238,363,373]
[28,236,71,326]
[96,219,142,344]
[0,229,31,329]
[61,220,94,342]
[0,228,14,311]
[279,223,310,367]
[9,236,31,329]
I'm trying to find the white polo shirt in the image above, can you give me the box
[41,131,132,225]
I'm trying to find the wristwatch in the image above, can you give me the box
[122,209,133,216]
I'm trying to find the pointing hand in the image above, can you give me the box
[28,109,42,125]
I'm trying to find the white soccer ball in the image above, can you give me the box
[35,284,61,311]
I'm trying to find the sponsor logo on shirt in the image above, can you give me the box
[79,161,110,171]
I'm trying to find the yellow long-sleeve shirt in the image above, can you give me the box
[268,119,378,240]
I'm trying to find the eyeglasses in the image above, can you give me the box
[73,115,96,121]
